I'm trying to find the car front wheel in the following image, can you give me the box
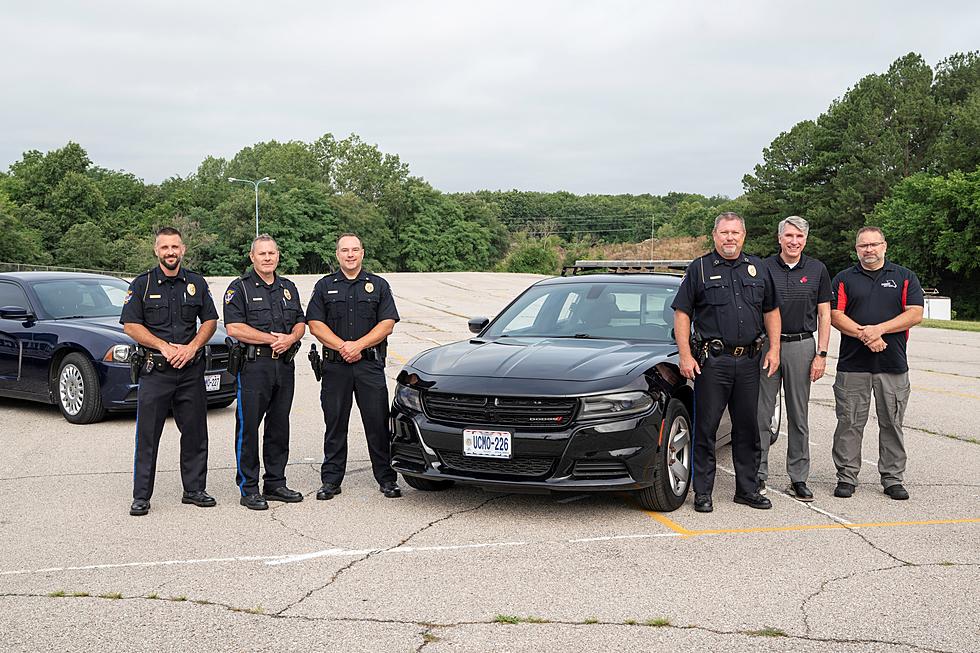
[56,353,107,424]
[636,398,691,512]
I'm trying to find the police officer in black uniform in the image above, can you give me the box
[121,226,218,517]
[671,212,782,513]
[306,233,401,500]
[223,235,307,510]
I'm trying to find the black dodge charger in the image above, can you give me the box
[390,264,780,512]
[0,271,237,424]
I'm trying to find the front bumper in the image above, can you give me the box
[98,362,237,411]
[390,402,666,493]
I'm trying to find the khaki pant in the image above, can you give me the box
[831,371,911,488]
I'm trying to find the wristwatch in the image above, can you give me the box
[817,350,828,358]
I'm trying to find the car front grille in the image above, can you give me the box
[422,392,577,429]
[205,344,229,373]
[572,460,632,480]
[392,442,427,468]
[437,451,555,477]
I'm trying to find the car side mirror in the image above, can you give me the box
[0,305,35,321]
[468,316,490,334]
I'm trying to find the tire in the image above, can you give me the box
[636,398,691,512]
[208,398,236,410]
[402,474,455,491]
[56,353,107,424]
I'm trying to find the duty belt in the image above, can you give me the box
[147,350,203,370]
[323,347,382,363]
[253,344,281,359]
[707,339,762,358]
[780,332,813,342]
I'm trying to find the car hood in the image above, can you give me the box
[410,337,676,382]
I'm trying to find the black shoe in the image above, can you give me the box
[265,487,304,503]
[790,481,815,502]
[884,484,909,500]
[734,492,772,509]
[240,493,268,510]
[693,493,713,513]
[181,490,216,507]
[130,499,150,516]
[834,482,855,498]
[316,483,342,500]
[758,480,767,495]
[380,481,402,498]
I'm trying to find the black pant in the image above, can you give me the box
[133,358,209,501]
[319,358,395,486]
[692,352,762,496]
[235,357,295,495]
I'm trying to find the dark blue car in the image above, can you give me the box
[0,271,236,423]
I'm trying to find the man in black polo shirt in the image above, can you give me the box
[757,216,832,502]
[306,233,401,500]
[121,226,218,516]
[830,226,923,500]
[672,212,782,513]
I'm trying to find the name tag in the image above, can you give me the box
[251,297,263,301]
[709,275,721,280]
[149,294,161,299]
[327,290,339,294]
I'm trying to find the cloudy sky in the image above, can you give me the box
[1,1,977,197]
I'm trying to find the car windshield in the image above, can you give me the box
[30,277,131,319]
[482,280,678,342]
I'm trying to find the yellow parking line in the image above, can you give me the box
[645,511,698,536]
[387,348,408,365]
[644,513,980,537]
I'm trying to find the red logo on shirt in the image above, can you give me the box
[800,276,808,283]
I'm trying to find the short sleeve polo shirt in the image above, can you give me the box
[831,261,924,373]
[763,253,832,335]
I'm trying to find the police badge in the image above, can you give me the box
[187,283,197,296]
[747,265,757,277]
[283,288,292,300]
[364,282,375,293]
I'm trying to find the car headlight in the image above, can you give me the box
[579,391,654,420]
[394,383,423,412]
[103,344,133,363]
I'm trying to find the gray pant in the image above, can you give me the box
[831,371,910,488]
[757,339,814,484]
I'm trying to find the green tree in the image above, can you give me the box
[500,234,562,275]
[56,221,110,270]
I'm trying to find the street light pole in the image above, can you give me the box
[228,176,276,238]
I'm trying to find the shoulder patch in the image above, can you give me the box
[123,290,133,305]
[224,288,236,305]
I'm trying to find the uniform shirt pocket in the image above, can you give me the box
[740,278,765,304]
[248,304,273,330]
[180,299,203,322]
[325,298,344,320]
[145,302,169,326]
[704,281,729,305]
[357,298,379,319]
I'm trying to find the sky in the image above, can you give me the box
[1,1,977,198]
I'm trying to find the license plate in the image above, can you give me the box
[463,429,512,459]
[205,374,221,392]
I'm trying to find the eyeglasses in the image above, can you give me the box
[856,242,884,249]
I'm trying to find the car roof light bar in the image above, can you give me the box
[561,259,692,277]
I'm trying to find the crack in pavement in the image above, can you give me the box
[0,592,963,653]
[272,493,512,618]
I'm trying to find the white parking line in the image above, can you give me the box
[0,532,683,577]
[717,464,853,525]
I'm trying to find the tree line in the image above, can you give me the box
[1,51,978,316]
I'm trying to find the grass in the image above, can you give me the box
[493,615,521,624]
[99,592,123,600]
[921,318,980,332]
[748,626,788,637]
[422,632,440,643]
[47,590,66,597]
[582,617,599,624]
[171,595,188,602]
[644,617,671,627]
[145,593,160,600]
[70,592,90,598]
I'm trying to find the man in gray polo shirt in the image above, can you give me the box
[757,216,832,501]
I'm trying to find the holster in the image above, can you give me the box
[283,341,301,363]
[690,334,709,367]
[225,337,245,376]
[309,343,322,381]
[129,346,147,384]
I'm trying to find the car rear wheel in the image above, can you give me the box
[636,398,691,512]
[56,353,106,424]
[768,387,782,445]
[402,474,455,491]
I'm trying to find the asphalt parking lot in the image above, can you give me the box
[1,272,978,652]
